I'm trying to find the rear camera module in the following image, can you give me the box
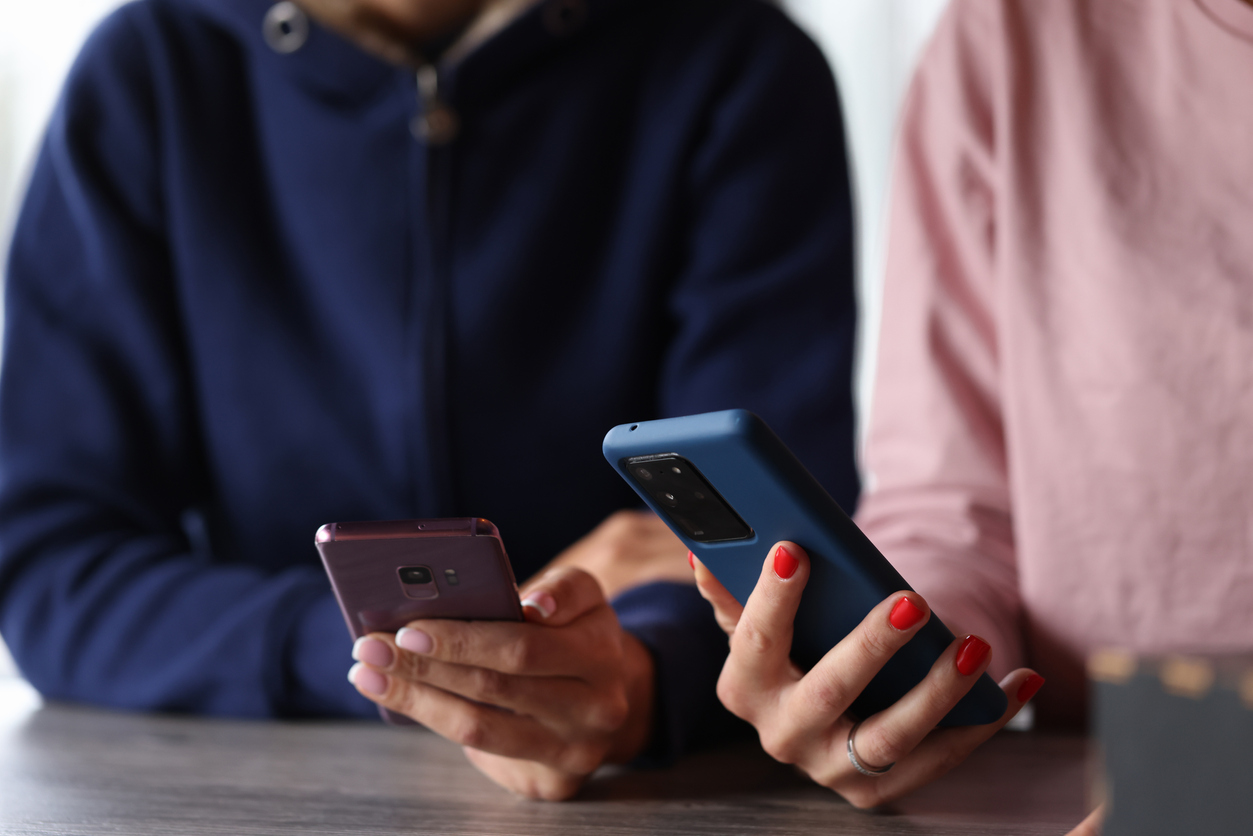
[624,455,751,542]
[398,566,433,585]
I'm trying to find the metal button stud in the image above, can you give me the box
[263,2,310,54]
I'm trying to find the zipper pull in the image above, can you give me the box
[410,64,460,145]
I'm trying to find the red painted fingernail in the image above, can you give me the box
[688,551,695,570]
[773,545,799,580]
[888,597,924,631]
[955,635,991,676]
[1017,673,1045,703]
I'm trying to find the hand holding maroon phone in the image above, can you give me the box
[316,516,656,800]
[316,517,524,725]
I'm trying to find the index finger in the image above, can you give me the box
[396,604,618,676]
[517,565,606,627]
[721,542,810,696]
[692,552,744,635]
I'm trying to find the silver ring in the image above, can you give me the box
[846,719,894,777]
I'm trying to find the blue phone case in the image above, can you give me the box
[603,409,1007,726]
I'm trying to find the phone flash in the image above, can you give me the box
[444,569,460,586]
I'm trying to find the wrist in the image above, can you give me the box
[607,631,656,763]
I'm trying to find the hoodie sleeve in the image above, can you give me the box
[0,6,373,720]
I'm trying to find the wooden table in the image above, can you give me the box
[0,677,1090,835]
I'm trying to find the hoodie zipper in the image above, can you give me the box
[406,61,458,517]
[411,64,460,145]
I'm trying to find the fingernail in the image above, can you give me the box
[1017,673,1046,703]
[773,545,799,580]
[348,662,388,695]
[688,551,696,570]
[520,591,556,620]
[351,636,394,668]
[955,635,991,676]
[396,627,433,654]
[888,597,925,631]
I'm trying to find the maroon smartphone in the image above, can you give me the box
[315,517,524,725]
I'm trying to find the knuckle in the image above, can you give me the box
[856,727,904,771]
[544,572,577,601]
[402,651,432,679]
[439,630,468,663]
[803,671,854,717]
[758,729,801,765]
[547,566,602,604]
[571,567,605,599]
[559,742,608,776]
[732,615,776,657]
[473,668,511,703]
[502,636,537,673]
[855,623,900,663]
[916,663,970,719]
[587,691,630,732]
[938,740,974,774]
[842,783,885,811]
[921,681,959,720]
[449,714,490,750]
[715,672,752,719]
[533,774,583,802]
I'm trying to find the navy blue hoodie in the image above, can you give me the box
[0,0,857,762]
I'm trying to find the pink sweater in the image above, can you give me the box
[856,0,1253,725]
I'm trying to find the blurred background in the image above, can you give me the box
[0,0,949,687]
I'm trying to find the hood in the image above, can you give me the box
[164,0,637,105]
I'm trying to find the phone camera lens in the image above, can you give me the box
[399,566,433,585]
[661,491,679,507]
[635,467,653,481]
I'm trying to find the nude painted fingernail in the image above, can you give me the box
[352,636,394,668]
[773,545,799,580]
[348,662,388,695]
[521,591,556,620]
[888,597,925,631]
[396,627,433,654]
[1017,673,1046,703]
[955,635,991,676]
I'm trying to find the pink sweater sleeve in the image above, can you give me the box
[856,1,1023,678]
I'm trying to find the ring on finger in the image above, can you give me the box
[846,719,894,777]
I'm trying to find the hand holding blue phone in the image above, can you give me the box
[604,410,1045,807]
[692,541,1043,808]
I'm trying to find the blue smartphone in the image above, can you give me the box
[603,409,1006,726]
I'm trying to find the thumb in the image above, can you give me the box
[518,565,607,627]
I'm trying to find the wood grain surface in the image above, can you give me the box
[0,678,1089,835]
